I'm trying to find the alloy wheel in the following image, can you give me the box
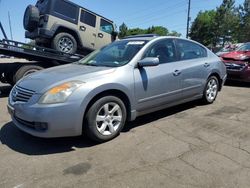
[95,102,122,136]
[58,37,74,53]
[206,78,218,102]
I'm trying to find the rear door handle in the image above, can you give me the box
[98,33,104,38]
[173,70,182,76]
[204,63,210,68]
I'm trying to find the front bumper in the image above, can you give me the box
[222,61,250,82]
[227,67,250,82]
[8,98,84,138]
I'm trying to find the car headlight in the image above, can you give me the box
[39,81,84,104]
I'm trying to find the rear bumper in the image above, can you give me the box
[25,28,54,40]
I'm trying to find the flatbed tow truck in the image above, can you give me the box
[0,23,84,85]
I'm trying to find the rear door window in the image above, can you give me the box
[100,19,114,34]
[176,39,207,60]
[80,10,96,28]
[53,0,78,22]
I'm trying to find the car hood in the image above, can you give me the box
[17,64,115,93]
[221,51,250,60]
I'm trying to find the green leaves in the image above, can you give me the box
[190,0,249,48]
[118,24,181,38]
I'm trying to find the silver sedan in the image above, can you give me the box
[8,35,227,142]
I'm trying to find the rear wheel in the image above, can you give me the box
[52,33,77,54]
[85,96,127,142]
[202,76,219,104]
[13,65,43,84]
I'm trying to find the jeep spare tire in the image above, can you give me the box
[23,5,40,32]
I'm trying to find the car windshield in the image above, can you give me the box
[237,43,250,51]
[75,40,147,67]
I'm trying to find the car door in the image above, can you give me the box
[175,39,210,99]
[79,9,97,50]
[134,39,182,112]
[95,18,116,49]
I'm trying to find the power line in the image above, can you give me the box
[122,0,187,23]
[128,8,187,28]
[119,0,186,21]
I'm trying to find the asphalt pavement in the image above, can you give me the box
[0,81,250,188]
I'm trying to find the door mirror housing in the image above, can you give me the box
[138,57,160,67]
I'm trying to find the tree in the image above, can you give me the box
[118,23,128,38]
[168,31,181,37]
[214,0,240,45]
[147,26,168,36]
[190,0,243,47]
[118,23,181,38]
[237,0,250,41]
[189,10,217,46]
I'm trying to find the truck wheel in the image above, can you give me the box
[85,96,127,142]
[13,65,43,84]
[52,33,77,54]
[23,5,39,32]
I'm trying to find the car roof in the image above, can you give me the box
[121,35,178,42]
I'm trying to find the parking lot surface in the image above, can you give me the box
[0,82,250,188]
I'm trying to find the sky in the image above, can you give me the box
[0,0,245,42]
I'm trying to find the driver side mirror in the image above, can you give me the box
[138,57,160,67]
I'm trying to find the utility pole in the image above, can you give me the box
[8,11,13,40]
[186,0,191,38]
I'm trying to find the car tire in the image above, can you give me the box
[52,33,77,54]
[202,76,219,104]
[13,65,43,84]
[85,96,127,142]
[23,5,40,32]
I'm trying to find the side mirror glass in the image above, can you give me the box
[138,57,159,67]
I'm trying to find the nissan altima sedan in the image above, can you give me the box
[8,35,227,142]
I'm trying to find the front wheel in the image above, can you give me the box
[202,76,219,104]
[85,96,127,142]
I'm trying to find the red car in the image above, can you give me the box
[221,42,250,82]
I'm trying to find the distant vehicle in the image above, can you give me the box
[220,42,250,82]
[0,0,118,85]
[216,43,243,57]
[24,0,117,54]
[8,35,227,142]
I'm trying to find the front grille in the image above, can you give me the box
[11,85,35,103]
[225,63,246,71]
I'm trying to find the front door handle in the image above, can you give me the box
[98,33,104,38]
[173,70,182,76]
[80,26,86,31]
[204,62,210,68]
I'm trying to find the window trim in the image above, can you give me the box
[141,39,178,64]
[80,9,97,28]
[175,39,208,61]
[52,0,79,24]
[100,18,114,34]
